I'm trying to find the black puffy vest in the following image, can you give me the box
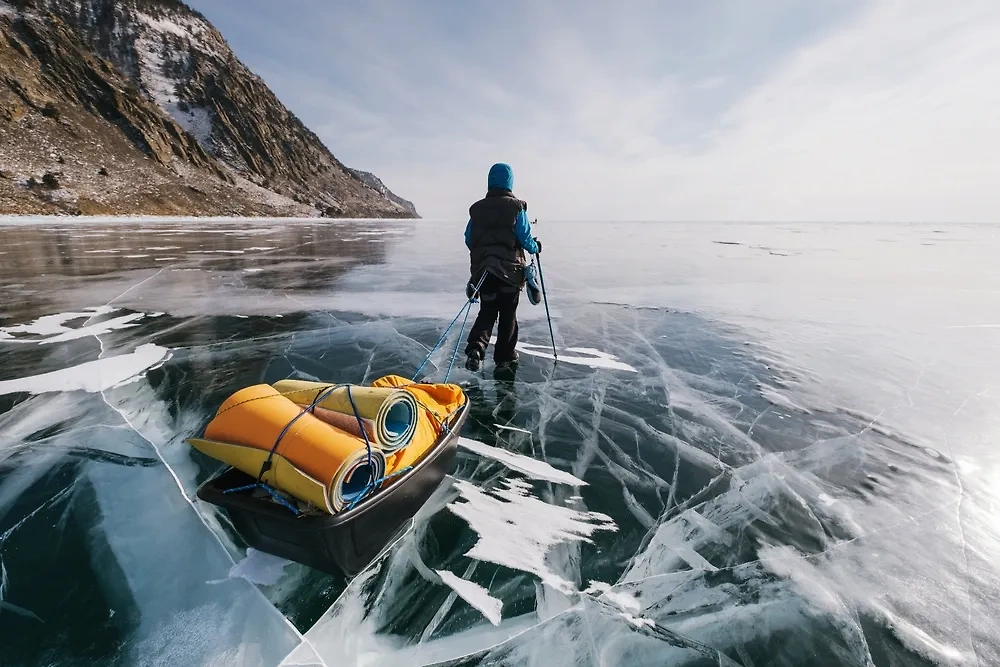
[467,190,528,288]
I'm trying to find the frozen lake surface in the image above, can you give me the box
[1,217,998,666]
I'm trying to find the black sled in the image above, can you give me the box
[195,403,468,577]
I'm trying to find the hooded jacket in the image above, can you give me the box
[464,163,540,289]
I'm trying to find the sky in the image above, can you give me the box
[187,0,1000,222]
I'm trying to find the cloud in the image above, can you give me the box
[191,0,1000,222]
[672,0,1000,222]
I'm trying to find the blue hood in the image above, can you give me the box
[488,163,514,191]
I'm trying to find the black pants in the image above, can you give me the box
[465,274,520,363]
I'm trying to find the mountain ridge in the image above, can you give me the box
[0,0,418,217]
[349,168,418,217]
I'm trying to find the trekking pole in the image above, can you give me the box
[535,251,557,360]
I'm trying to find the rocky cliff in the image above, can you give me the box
[0,0,418,217]
[349,168,419,217]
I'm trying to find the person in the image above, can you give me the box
[463,162,541,371]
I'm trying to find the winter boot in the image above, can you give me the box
[465,351,483,371]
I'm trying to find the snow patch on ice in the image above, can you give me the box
[534,345,637,372]
[623,613,657,629]
[446,478,616,594]
[601,591,642,611]
[583,581,641,611]
[0,344,171,395]
[0,307,160,345]
[225,548,293,587]
[1,305,108,338]
[493,339,637,372]
[436,569,503,626]
[582,581,655,629]
[582,580,612,596]
[458,437,587,486]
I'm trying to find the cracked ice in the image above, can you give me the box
[1,218,999,667]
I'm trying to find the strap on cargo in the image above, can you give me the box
[219,383,350,516]
[254,383,347,486]
[343,384,377,510]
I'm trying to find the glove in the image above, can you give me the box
[534,238,542,253]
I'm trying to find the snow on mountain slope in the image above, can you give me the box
[131,17,213,147]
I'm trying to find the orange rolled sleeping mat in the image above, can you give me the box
[187,374,466,514]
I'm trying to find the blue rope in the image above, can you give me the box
[412,271,487,381]
[223,482,301,516]
[382,466,414,483]
[374,466,414,487]
[443,299,474,383]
